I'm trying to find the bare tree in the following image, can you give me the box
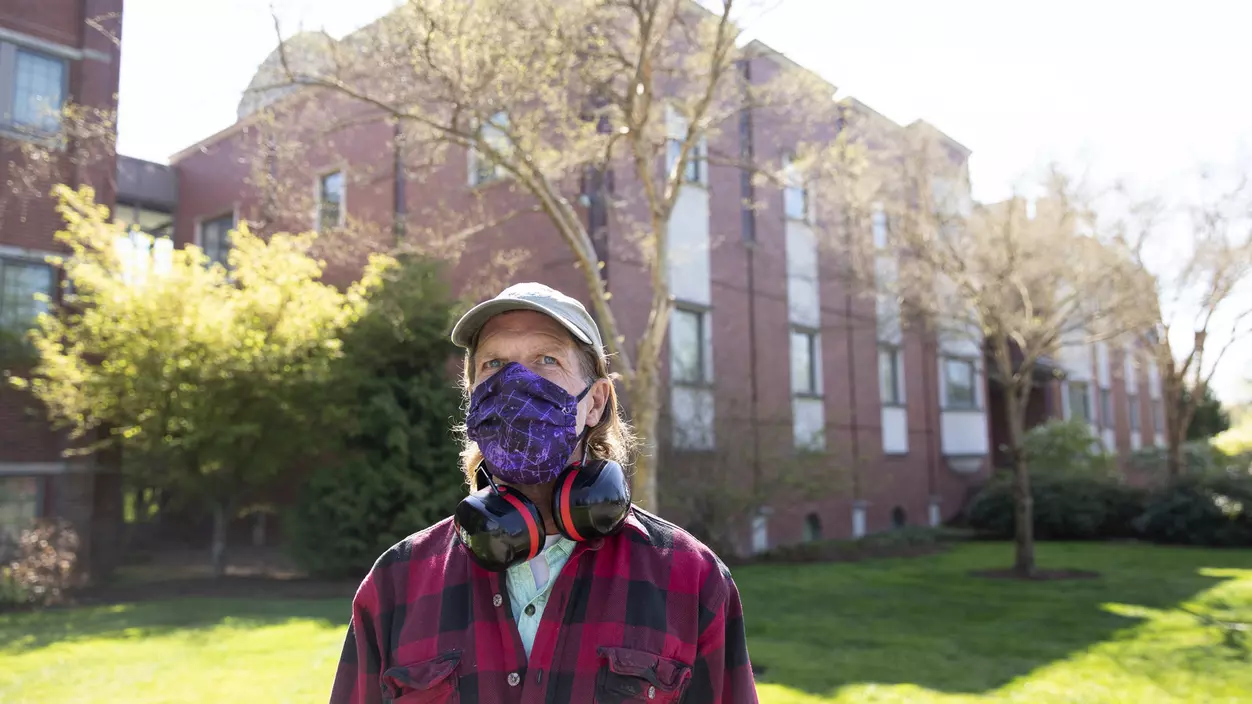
[1128,169,1252,477]
[813,121,1156,574]
[246,0,834,509]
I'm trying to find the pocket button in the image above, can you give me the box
[648,685,656,699]
[508,672,521,687]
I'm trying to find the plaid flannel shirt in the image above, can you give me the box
[330,507,757,703]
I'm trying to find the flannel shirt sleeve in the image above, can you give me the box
[689,572,758,703]
[329,573,385,704]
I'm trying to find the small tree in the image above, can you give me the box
[820,137,1154,574]
[285,257,465,578]
[1130,170,1252,477]
[13,187,385,576]
[1185,384,1231,441]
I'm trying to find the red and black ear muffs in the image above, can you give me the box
[454,459,631,573]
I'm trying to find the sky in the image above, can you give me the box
[115,0,1252,402]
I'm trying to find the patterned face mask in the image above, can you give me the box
[466,361,592,485]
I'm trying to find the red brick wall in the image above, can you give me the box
[0,0,122,466]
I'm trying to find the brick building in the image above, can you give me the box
[0,3,1167,560]
[0,0,124,575]
[163,22,1004,555]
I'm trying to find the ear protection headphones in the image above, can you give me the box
[453,457,631,572]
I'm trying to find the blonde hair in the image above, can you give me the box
[457,340,636,489]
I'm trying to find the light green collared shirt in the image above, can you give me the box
[505,534,577,659]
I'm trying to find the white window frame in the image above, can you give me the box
[879,344,905,406]
[0,254,55,353]
[469,110,512,186]
[1067,380,1092,423]
[0,41,69,137]
[1128,393,1141,432]
[196,211,236,268]
[791,327,821,397]
[665,105,707,187]
[1099,387,1113,428]
[670,305,711,386]
[315,169,346,232]
[782,152,810,223]
[941,356,980,411]
[1153,398,1165,434]
[871,202,889,249]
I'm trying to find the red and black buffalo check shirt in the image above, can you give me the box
[330,507,757,703]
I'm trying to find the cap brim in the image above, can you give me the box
[451,298,594,349]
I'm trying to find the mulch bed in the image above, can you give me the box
[971,568,1101,581]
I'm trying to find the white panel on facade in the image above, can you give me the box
[1147,359,1161,398]
[751,513,769,554]
[667,186,711,306]
[1058,339,1093,381]
[792,396,826,451]
[1130,431,1141,451]
[851,504,867,539]
[1124,349,1139,394]
[1096,342,1111,387]
[881,406,909,454]
[671,386,714,450]
[1155,432,1165,447]
[1101,427,1116,453]
[940,410,990,457]
[786,222,819,327]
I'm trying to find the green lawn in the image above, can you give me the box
[2,542,1250,703]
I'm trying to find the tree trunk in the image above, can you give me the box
[210,500,231,579]
[1166,435,1186,478]
[1004,384,1035,576]
[629,374,661,512]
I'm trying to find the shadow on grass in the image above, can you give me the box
[736,541,1252,698]
[0,582,353,655]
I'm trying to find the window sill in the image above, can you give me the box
[881,401,906,409]
[672,380,714,390]
[0,125,62,149]
[793,392,823,401]
[940,405,983,413]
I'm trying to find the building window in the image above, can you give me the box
[1100,388,1112,428]
[782,153,808,221]
[871,203,889,249]
[317,171,344,231]
[666,106,705,185]
[471,111,511,185]
[0,257,54,356]
[943,357,977,410]
[879,345,904,406]
[670,307,707,385]
[803,512,822,543]
[3,46,67,134]
[790,328,819,396]
[0,476,40,556]
[1068,381,1091,422]
[199,213,234,268]
[1129,393,1141,432]
[1154,398,1165,433]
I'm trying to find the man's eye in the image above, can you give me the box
[484,359,502,369]
[541,355,558,365]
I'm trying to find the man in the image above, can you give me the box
[330,282,757,703]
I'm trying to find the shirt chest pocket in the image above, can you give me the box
[381,652,461,704]
[595,647,692,703]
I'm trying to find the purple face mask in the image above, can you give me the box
[466,361,592,485]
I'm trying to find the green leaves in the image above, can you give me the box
[16,186,392,509]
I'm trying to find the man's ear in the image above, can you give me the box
[585,378,612,428]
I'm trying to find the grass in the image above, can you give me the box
[1,542,1250,703]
